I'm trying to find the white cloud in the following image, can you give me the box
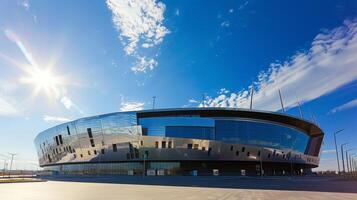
[43,115,71,123]
[189,99,199,103]
[239,1,249,10]
[229,9,234,13]
[200,19,357,111]
[175,8,180,16]
[106,0,169,73]
[21,0,30,10]
[120,101,145,111]
[221,21,230,27]
[321,149,336,154]
[131,56,158,73]
[330,98,357,114]
[219,88,230,94]
[0,97,19,116]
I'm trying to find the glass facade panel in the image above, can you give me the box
[215,120,309,153]
[139,117,214,136]
[166,126,215,140]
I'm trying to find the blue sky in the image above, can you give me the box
[0,0,356,171]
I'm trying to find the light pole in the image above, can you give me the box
[349,154,356,174]
[346,149,355,173]
[8,153,17,178]
[333,129,344,174]
[152,96,156,110]
[2,159,6,178]
[341,143,348,173]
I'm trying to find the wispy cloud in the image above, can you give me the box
[221,21,230,27]
[131,56,157,73]
[330,98,357,114]
[106,0,169,73]
[43,115,71,123]
[200,19,357,111]
[321,149,336,154]
[189,99,199,103]
[239,1,249,10]
[175,8,180,16]
[0,97,19,116]
[0,80,20,116]
[20,0,30,10]
[120,101,145,111]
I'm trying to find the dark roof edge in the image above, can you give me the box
[136,107,324,137]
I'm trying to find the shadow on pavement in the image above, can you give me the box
[40,175,357,194]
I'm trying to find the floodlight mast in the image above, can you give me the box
[297,101,304,119]
[278,89,285,112]
[152,96,156,110]
[250,86,254,110]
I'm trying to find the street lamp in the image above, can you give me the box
[152,96,156,110]
[8,153,17,178]
[2,159,6,178]
[341,143,348,173]
[349,154,356,174]
[346,149,355,173]
[333,129,344,174]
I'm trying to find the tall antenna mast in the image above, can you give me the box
[250,86,254,110]
[297,101,304,119]
[202,93,206,108]
[152,96,156,110]
[278,89,285,112]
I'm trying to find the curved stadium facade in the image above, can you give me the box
[34,108,324,176]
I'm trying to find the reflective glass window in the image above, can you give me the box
[166,126,215,140]
[215,120,309,153]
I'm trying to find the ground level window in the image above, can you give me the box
[113,144,117,152]
[162,141,166,148]
[193,144,199,150]
[101,149,105,154]
[187,143,193,149]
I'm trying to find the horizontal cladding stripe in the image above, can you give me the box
[39,160,318,168]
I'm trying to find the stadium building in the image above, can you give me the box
[34,108,324,176]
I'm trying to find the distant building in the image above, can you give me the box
[34,108,324,176]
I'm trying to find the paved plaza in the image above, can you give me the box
[1,176,357,200]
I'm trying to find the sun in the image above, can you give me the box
[20,66,63,98]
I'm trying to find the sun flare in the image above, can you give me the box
[20,67,63,98]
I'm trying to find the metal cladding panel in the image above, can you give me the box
[34,108,323,169]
